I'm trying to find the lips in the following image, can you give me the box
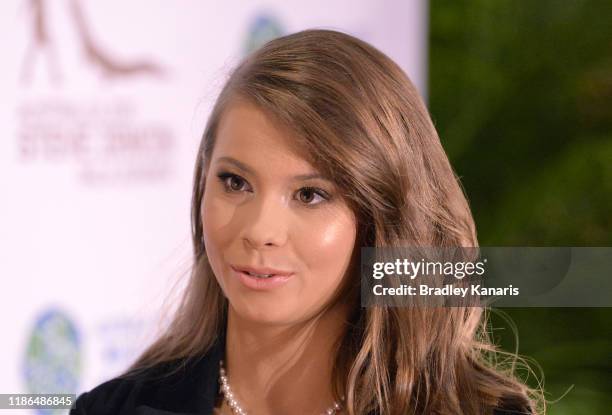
[230,265,294,290]
[231,265,293,278]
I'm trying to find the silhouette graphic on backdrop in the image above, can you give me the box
[21,0,61,84]
[21,0,165,84]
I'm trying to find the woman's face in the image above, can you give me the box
[201,99,357,326]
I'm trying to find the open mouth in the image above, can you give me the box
[231,265,293,290]
[242,270,275,279]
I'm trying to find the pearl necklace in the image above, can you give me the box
[218,360,344,415]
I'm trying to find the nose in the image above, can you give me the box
[240,192,289,250]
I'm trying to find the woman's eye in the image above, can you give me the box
[217,172,250,193]
[296,187,330,206]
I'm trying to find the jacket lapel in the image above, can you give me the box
[135,334,225,414]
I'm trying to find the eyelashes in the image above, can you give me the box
[215,171,332,207]
[217,172,250,193]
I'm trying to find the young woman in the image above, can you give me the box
[72,29,542,415]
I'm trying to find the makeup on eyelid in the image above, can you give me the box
[214,169,334,205]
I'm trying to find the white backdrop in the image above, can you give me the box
[0,0,426,411]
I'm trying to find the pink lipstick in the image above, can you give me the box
[230,265,294,290]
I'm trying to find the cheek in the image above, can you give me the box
[297,211,357,288]
[201,190,236,283]
[202,188,236,244]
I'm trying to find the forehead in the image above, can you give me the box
[213,100,315,170]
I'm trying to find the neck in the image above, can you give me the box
[223,301,350,414]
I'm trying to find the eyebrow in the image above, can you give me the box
[216,156,330,181]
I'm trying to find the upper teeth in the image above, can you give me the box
[246,271,273,278]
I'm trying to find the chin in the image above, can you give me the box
[230,298,303,327]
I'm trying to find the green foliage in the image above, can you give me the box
[430,1,612,413]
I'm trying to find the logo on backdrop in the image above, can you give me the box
[16,0,176,185]
[21,0,165,84]
[243,13,285,55]
[22,308,81,413]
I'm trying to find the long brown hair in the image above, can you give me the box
[126,29,543,415]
